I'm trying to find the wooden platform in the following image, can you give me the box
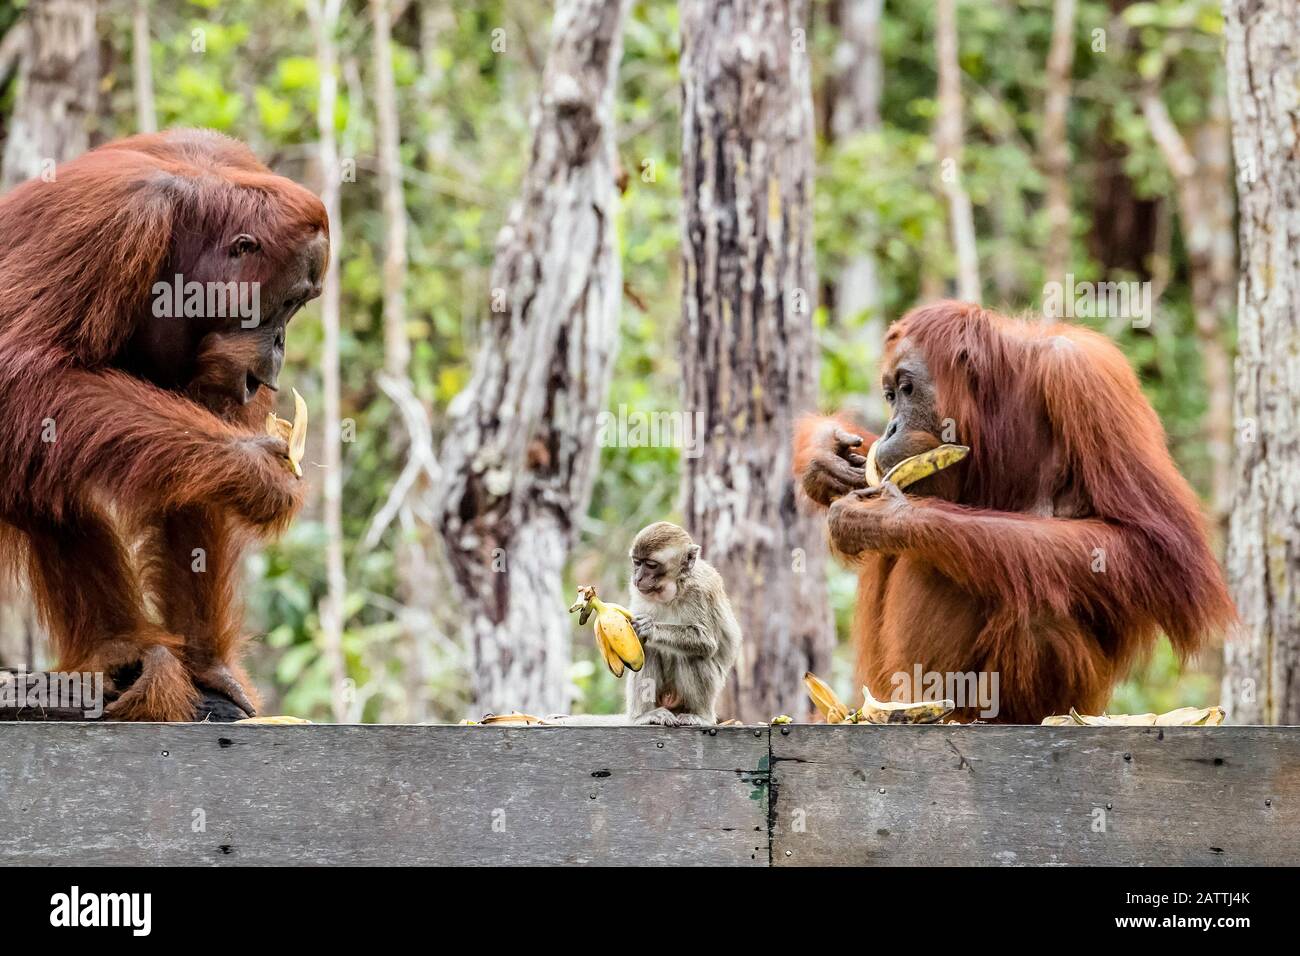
[0,723,1295,865]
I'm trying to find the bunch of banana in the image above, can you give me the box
[864,441,969,490]
[265,387,309,478]
[1042,706,1225,727]
[568,585,644,678]
[803,672,955,724]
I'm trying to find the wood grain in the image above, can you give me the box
[769,725,1300,866]
[0,724,769,865]
[4,724,1298,865]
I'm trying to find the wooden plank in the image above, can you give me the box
[770,725,1300,866]
[0,724,770,865]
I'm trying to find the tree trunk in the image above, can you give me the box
[831,0,885,418]
[1141,87,1235,530]
[1221,0,1300,724]
[1040,0,1076,283]
[131,0,155,134]
[2,0,99,191]
[431,0,631,717]
[308,0,349,722]
[678,0,833,723]
[933,0,980,301]
[0,0,97,668]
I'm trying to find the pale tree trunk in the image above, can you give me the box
[1221,0,1300,725]
[131,0,155,133]
[933,0,980,301]
[373,0,408,382]
[371,0,439,720]
[679,0,834,723]
[417,3,452,171]
[1141,87,1235,529]
[2,0,98,190]
[431,0,631,717]
[831,0,885,419]
[308,0,349,722]
[1040,0,1076,282]
[0,0,97,669]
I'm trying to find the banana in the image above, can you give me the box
[569,585,644,677]
[479,712,545,726]
[263,387,309,477]
[864,438,882,485]
[803,672,850,724]
[594,601,644,672]
[855,685,954,724]
[770,714,793,725]
[595,624,625,678]
[879,443,969,491]
[234,715,312,725]
[288,387,309,477]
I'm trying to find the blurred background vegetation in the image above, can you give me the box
[0,0,1229,719]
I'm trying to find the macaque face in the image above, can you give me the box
[631,549,680,604]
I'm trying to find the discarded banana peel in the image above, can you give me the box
[477,712,546,726]
[855,685,955,724]
[264,387,308,477]
[1042,705,1226,727]
[878,443,970,491]
[234,715,312,725]
[569,585,644,677]
[803,672,954,724]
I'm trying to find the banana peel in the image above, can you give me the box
[1042,706,1226,727]
[264,387,309,477]
[569,585,643,677]
[804,672,954,724]
[803,672,851,724]
[854,685,954,724]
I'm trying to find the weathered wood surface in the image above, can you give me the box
[2,724,1298,865]
[770,725,1300,866]
[0,725,769,865]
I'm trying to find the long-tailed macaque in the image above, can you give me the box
[625,522,742,726]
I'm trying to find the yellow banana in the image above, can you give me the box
[263,387,309,477]
[803,672,850,724]
[864,438,882,485]
[856,685,954,724]
[880,443,969,491]
[288,387,309,477]
[593,598,644,672]
[595,624,625,678]
[568,586,644,676]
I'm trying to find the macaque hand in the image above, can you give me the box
[803,423,868,506]
[828,484,910,555]
[632,614,654,641]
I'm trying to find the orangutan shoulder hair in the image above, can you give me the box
[625,522,742,726]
